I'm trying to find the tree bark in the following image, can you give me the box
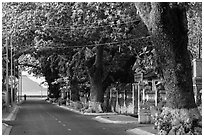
[47,82,60,98]
[87,44,104,112]
[70,77,80,101]
[43,61,60,99]
[86,38,107,113]
[135,2,201,135]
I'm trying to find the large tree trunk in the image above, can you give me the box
[70,77,80,101]
[44,66,60,99]
[85,38,108,113]
[48,83,60,98]
[47,79,60,98]
[86,44,104,113]
[135,2,201,135]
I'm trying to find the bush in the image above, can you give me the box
[153,107,202,135]
[74,101,83,110]
[198,104,202,115]
[58,98,66,106]
[154,108,172,135]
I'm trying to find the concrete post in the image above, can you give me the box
[10,35,13,106]
[19,69,23,101]
[6,37,9,111]
[192,58,202,105]
[18,67,20,103]
[152,80,157,106]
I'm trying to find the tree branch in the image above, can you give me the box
[18,63,41,69]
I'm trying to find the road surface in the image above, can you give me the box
[4,99,137,135]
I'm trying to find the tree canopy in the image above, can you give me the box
[2,2,202,102]
[2,2,148,98]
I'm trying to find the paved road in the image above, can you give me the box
[4,99,137,135]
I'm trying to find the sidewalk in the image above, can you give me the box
[93,114,157,135]
[2,101,22,135]
[55,103,157,135]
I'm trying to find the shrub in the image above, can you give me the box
[153,107,202,135]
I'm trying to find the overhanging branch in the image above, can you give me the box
[18,63,41,69]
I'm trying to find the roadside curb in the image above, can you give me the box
[3,105,20,121]
[59,105,117,116]
[94,116,138,124]
[59,105,83,114]
[83,112,117,116]
[127,128,156,135]
[2,123,12,135]
[2,104,21,135]
[54,103,118,116]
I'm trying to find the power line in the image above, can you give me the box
[1,16,141,50]
[3,19,141,50]
[3,18,140,34]
[44,19,141,31]
[3,20,147,55]
[9,36,151,54]
[36,36,151,49]
[3,36,151,59]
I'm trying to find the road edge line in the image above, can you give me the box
[3,105,20,121]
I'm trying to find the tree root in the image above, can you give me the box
[82,101,103,113]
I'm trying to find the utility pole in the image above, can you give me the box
[21,73,23,101]
[14,61,16,103]
[18,65,20,103]
[18,65,22,103]
[6,37,9,111]
[10,35,13,106]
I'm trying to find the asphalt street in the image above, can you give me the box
[4,99,137,135]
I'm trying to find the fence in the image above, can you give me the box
[106,83,138,115]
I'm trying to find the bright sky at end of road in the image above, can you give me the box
[22,71,47,88]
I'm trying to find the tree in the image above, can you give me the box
[135,2,201,135]
[2,2,75,98]
[2,2,148,112]
[69,2,149,112]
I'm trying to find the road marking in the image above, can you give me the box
[46,112,55,118]
[47,112,62,124]
[46,111,68,129]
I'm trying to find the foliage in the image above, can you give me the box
[66,2,149,100]
[153,107,172,135]
[187,2,202,58]
[2,2,202,103]
[2,2,76,97]
[2,2,144,99]
[154,107,202,135]
[132,46,157,73]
